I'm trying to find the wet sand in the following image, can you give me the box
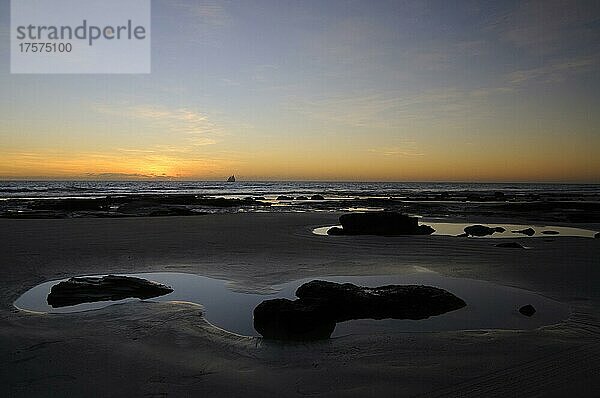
[1,212,599,397]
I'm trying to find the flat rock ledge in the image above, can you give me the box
[327,212,435,236]
[253,280,466,341]
[47,275,174,308]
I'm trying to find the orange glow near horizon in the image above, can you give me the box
[1,141,598,182]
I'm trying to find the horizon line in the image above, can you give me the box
[1,178,599,185]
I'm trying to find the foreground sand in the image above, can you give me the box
[1,213,599,397]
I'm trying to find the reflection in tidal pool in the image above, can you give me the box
[15,269,569,337]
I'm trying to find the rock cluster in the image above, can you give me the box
[254,280,466,340]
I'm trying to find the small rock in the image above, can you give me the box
[296,196,308,200]
[310,194,325,200]
[326,227,345,235]
[519,304,536,317]
[512,228,535,236]
[594,232,599,239]
[277,195,293,201]
[416,224,436,235]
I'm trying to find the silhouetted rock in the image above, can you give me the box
[148,207,196,217]
[416,224,436,235]
[542,230,560,235]
[197,197,269,207]
[463,225,505,237]
[333,212,435,236]
[115,196,269,215]
[512,227,535,236]
[595,232,600,239]
[326,227,345,235]
[253,298,336,341]
[277,195,293,201]
[296,280,467,321]
[254,280,466,341]
[47,275,173,308]
[30,198,109,212]
[466,194,483,202]
[310,194,325,200]
[296,196,308,200]
[495,242,525,249]
[227,175,235,182]
[519,304,536,317]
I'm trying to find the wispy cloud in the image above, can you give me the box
[220,78,241,87]
[252,64,279,83]
[95,103,221,147]
[168,0,232,27]
[288,86,511,129]
[159,0,233,47]
[507,55,599,85]
[368,147,424,157]
[489,0,600,56]
[84,172,176,180]
[401,39,490,72]
[367,138,424,157]
[288,94,401,128]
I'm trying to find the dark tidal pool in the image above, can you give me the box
[15,268,570,337]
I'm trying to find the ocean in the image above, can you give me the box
[1,180,599,200]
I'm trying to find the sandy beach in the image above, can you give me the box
[1,212,599,397]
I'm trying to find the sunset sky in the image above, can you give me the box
[1,0,599,182]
